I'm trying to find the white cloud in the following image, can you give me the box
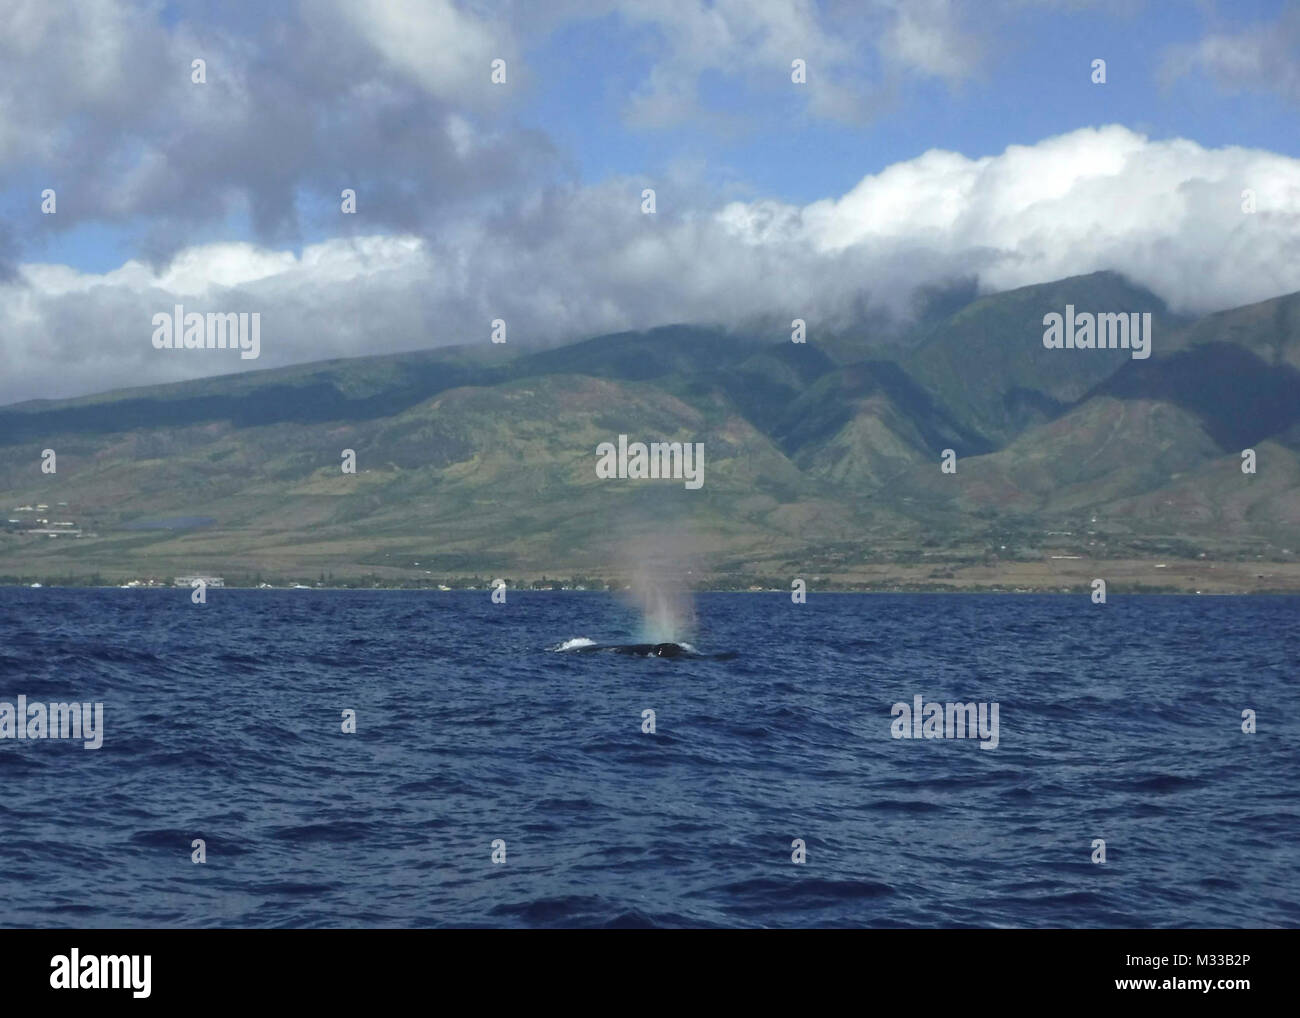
[880,0,982,81]
[333,0,512,104]
[0,0,162,163]
[1161,7,1300,103]
[593,0,1118,125]
[601,0,975,126]
[3,125,1299,405]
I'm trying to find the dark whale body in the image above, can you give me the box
[572,642,686,657]
[564,642,736,660]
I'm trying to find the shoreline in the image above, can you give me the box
[2,583,1296,595]
[5,554,1300,594]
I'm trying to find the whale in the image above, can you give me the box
[571,642,686,657]
[559,641,736,660]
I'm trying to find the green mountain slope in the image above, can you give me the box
[3,275,1300,588]
[903,270,1178,446]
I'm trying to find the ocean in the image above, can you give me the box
[0,588,1295,928]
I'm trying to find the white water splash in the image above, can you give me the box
[552,637,596,651]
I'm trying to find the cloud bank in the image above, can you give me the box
[3,125,1299,405]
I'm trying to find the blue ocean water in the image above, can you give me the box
[0,588,1296,929]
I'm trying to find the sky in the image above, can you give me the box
[2,0,1299,404]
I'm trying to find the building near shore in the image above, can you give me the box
[174,575,225,587]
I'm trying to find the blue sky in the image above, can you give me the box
[522,0,1298,199]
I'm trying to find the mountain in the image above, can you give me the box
[902,270,1180,446]
[3,271,1300,591]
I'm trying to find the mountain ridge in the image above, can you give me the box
[3,270,1299,591]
